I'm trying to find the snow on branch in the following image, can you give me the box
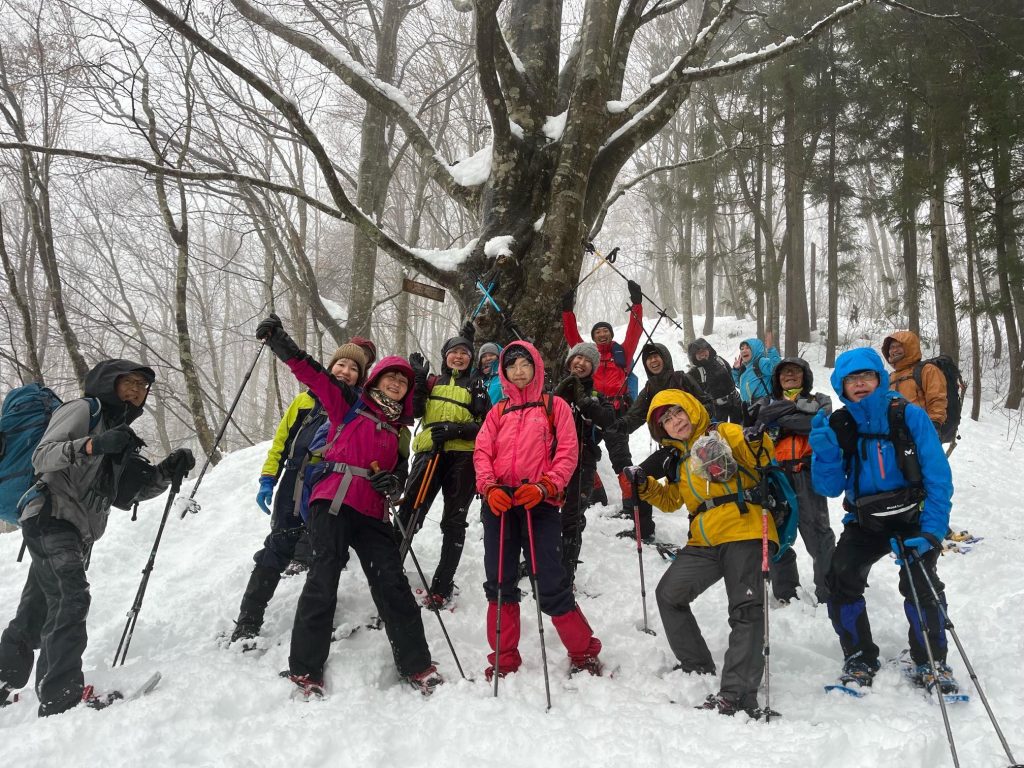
[226,0,479,209]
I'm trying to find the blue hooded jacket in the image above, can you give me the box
[731,337,781,403]
[810,347,952,542]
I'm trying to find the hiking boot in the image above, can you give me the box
[840,656,881,688]
[230,615,262,643]
[696,693,762,718]
[569,656,604,677]
[589,484,608,507]
[484,666,508,682]
[283,560,310,577]
[672,662,716,676]
[406,665,444,696]
[912,662,959,694]
[81,685,123,710]
[286,673,325,700]
[616,528,654,545]
[0,681,14,708]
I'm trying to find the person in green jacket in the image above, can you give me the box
[398,327,490,610]
[229,342,368,644]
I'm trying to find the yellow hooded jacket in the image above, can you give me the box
[638,389,779,548]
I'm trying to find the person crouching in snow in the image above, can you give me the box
[627,389,777,718]
[255,314,442,697]
[474,341,604,678]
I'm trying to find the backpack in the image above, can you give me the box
[0,385,101,526]
[912,356,966,444]
[610,343,639,400]
[732,462,798,563]
[497,393,558,458]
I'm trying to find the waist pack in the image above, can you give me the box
[848,487,924,534]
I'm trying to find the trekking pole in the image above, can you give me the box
[398,451,441,564]
[113,466,187,667]
[179,340,266,519]
[523,496,552,711]
[493,505,507,697]
[914,558,1022,767]
[630,483,656,636]
[475,280,526,341]
[583,242,685,332]
[375,462,466,681]
[567,246,619,296]
[760,504,773,722]
[897,538,959,767]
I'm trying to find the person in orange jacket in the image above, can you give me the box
[882,331,947,432]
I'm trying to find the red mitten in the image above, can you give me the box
[513,483,544,509]
[486,486,513,515]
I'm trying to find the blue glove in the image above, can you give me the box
[891,536,932,566]
[808,410,841,459]
[256,476,276,515]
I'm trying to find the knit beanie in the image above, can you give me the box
[327,343,368,384]
[349,335,377,367]
[590,321,613,340]
[565,342,600,372]
[477,342,500,364]
[502,345,533,371]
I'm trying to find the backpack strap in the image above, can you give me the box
[842,399,922,503]
[498,395,558,459]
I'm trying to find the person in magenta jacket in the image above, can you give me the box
[255,314,442,698]
[473,341,604,679]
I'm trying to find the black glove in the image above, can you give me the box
[459,319,476,343]
[430,422,461,444]
[257,314,300,362]
[370,470,402,500]
[627,279,643,307]
[829,410,859,454]
[560,289,576,313]
[255,313,283,341]
[624,465,647,487]
[408,352,430,378]
[91,424,141,457]
[554,375,583,403]
[158,448,196,480]
[742,423,766,443]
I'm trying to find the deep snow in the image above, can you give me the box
[2,317,1023,768]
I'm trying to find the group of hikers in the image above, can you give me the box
[0,275,963,721]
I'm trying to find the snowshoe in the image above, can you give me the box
[902,658,968,702]
[656,543,679,561]
[616,528,654,545]
[696,693,765,718]
[418,585,459,612]
[82,685,124,710]
[824,656,880,698]
[284,672,325,701]
[283,560,310,578]
[568,656,604,677]
[406,665,444,696]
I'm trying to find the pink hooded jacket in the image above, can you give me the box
[287,354,413,521]
[473,341,578,496]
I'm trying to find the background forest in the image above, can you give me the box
[0,0,1022,464]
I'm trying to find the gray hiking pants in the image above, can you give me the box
[655,539,765,709]
[769,469,836,604]
[0,518,90,716]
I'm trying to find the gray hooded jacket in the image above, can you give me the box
[22,359,169,544]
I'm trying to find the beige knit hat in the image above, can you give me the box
[327,343,368,384]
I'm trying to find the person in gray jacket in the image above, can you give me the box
[0,359,194,716]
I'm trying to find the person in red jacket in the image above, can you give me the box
[474,341,603,679]
[561,279,644,515]
[255,315,442,698]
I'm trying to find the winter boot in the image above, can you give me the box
[588,476,608,508]
[616,528,654,545]
[911,661,959,695]
[569,656,604,677]
[81,685,123,710]
[486,601,522,678]
[839,654,881,688]
[406,665,444,696]
[284,671,325,700]
[552,606,602,670]
[233,565,282,641]
[696,693,768,718]
[422,585,459,612]
[429,531,466,605]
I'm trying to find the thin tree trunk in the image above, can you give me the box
[961,154,982,421]
[928,109,958,363]
[0,210,42,381]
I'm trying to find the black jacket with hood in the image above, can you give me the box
[621,343,708,434]
[22,359,172,543]
[751,356,832,450]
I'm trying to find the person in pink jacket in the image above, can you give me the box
[474,341,604,679]
[255,315,442,698]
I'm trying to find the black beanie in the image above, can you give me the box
[590,321,613,339]
[502,345,532,370]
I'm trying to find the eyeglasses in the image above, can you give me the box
[842,371,878,385]
[119,375,150,390]
[658,406,685,425]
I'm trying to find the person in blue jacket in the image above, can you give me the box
[731,333,780,404]
[476,342,504,406]
[809,347,957,694]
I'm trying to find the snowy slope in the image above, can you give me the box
[2,317,1023,768]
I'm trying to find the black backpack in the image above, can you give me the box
[912,356,966,444]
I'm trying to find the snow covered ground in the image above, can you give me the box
[2,317,1023,768]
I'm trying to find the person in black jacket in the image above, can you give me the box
[750,357,835,604]
[0,360,194,716]
[552,343,616,586]
[615,343,708,542]
[686,338,742,424]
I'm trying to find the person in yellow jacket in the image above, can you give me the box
[229,342,368,644]
[625,388,777,718]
